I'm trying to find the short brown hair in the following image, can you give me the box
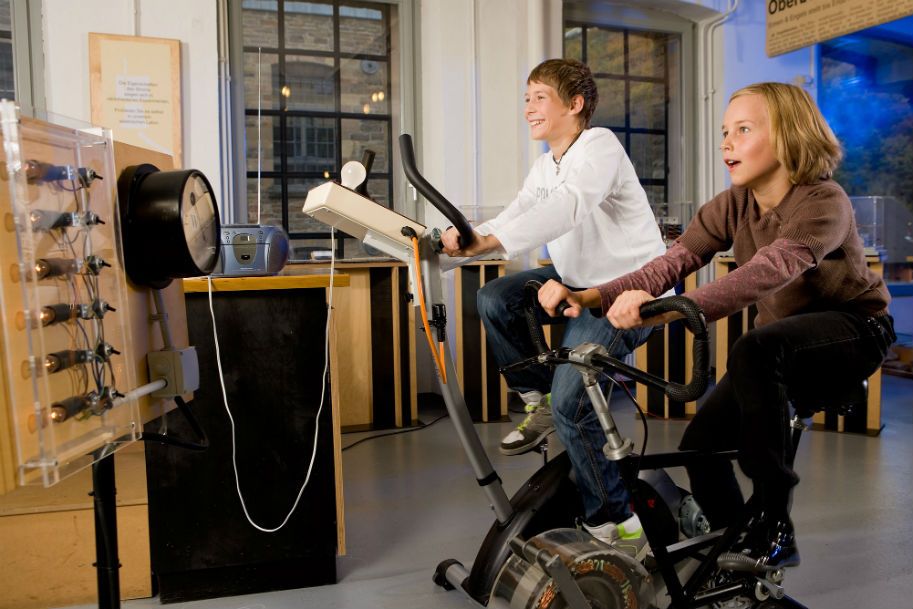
[731,82,843,184]
[528,59,598,129]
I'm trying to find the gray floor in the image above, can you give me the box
[65,376,913,609]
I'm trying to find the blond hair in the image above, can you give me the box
[731,82,842,184]
[528,59,598,129]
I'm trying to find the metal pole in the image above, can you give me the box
[422,245,513,523]
[91,447,121,609]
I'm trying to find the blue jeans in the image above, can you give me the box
[679,310,895,528]
[477,266,653,523]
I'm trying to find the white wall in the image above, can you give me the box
[713,1,817,194]
[414,0,567,393]
[41,0,220,185]
[722,1,815,99]
[418,0,552,235]
[417,0,477,226]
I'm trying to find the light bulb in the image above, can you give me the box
[340,161,367,190]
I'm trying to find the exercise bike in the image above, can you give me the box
[479,281,816,609]
[302,135,809,609]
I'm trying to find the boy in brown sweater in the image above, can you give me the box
[537,82,895,569]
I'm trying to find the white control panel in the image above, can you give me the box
[302,181,426,262]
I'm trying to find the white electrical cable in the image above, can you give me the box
[206,239,335,533]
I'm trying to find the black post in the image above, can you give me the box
[91,447,121,609]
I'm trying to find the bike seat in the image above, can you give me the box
[789,379,868,419]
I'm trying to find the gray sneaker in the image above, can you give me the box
[584,514,651,563]
[499,397,554,455]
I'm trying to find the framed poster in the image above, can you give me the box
[89,33,182,167]
[766,0,913,58]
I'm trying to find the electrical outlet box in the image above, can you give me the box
[147,348,200,398]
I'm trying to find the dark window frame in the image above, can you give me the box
[564,22,670,203]
[240,0,395,257]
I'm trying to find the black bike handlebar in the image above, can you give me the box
[523,280,553,356]
[521,280,710,403]
[399,134,475,249]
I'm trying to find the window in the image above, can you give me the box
[564,24,677,206]
[0,1,15,100]
[232,0,408,260]
[0,0,44,114]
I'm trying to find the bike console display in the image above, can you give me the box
[302,181,426,262]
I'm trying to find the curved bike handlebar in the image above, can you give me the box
[399,134,475,249]
[523,280,553,356]
[521,280,710,403]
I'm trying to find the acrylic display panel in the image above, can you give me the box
[0,103,140,490]
[850,196,913,263]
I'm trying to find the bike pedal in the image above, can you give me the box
[717,551,776,573]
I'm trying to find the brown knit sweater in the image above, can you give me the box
[596,181,890,326]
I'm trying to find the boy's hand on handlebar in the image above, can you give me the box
[538,280,584,317]
[441,227,502,257]
[440,226,462,253]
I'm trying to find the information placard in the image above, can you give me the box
[89,33,182,167]
[766,0,913,58]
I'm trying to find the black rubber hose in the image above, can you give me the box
[399,134,475,248]
[142,395,209,451]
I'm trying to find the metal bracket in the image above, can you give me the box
[567,342,609,385]
[567,343,633,461]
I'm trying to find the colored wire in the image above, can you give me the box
[410,236,447,384]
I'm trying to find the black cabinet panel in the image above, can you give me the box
[145,287,337,603]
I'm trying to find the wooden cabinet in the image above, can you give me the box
[713,255,885,435]
[630,256,884,435]
[0,444,152,609]
[634,273,699,419]
[300,263,416,430]
[144,274,348,603]
[302,260,509,429]
[454,261,510,423]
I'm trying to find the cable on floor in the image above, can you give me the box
[342,412,449,451]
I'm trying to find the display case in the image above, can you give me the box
[650,201,694,246]
[850,196,913,264]
[0,104,140,491]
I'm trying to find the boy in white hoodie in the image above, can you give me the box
[441,58,666,558]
